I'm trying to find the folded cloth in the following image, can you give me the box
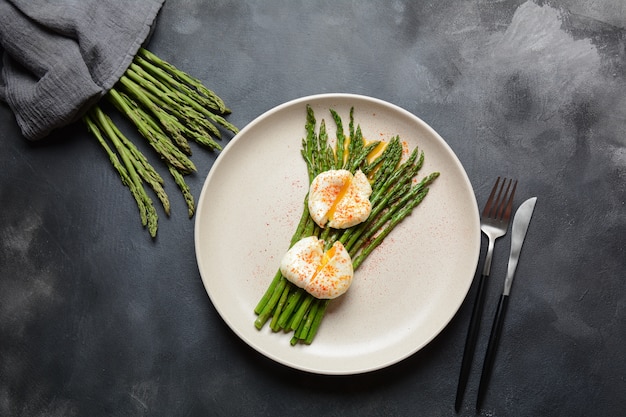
[0,0,164,140]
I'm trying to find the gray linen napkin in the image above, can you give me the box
[0,0,164,140]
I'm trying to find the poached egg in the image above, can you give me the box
[280,236,353,299]
[308,169,372,229]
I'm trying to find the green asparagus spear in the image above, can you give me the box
[83,48,236,237]
[254,105,439,345]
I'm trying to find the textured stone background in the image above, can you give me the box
[1,1,624,416]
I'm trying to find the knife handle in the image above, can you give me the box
[455,273,489,412]
[476,293,509,411]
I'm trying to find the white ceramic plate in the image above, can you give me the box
[195,94,480,375]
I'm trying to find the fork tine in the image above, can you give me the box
[493,178,516,220]
[501,180,517,222]
[482,177,501,217]
[492,180,509,218]
[494,179,512,218]
[483,177,517,220]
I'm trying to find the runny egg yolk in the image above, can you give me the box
[365,141,388,164]
[280,236,353,299]
[308,169,372,229]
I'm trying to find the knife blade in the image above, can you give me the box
[475,196,537,411]
[503,197,537,296]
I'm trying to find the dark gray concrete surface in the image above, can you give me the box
[1,1,624,416]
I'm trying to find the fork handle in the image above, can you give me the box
[454,272,489,412]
